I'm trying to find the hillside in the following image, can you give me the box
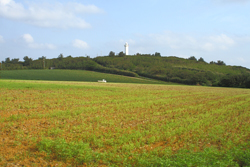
[1,55,250,88]
[94,55,250,87]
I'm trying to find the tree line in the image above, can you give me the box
[1,54,138,77]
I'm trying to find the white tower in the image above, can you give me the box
[124,42,129,55]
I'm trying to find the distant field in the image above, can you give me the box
[0,80,249,166]
[0,69,171,84]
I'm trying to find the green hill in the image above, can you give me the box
[0,69,171,84]
[94,55,250,87]
[1,55,250,88]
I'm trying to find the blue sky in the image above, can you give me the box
[0,0,250,68]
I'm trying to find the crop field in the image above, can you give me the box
[0,80,250,166]
[0,70,169,85]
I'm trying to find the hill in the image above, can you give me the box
[94,55,250,88]
[0,69,170,84]
[1,54,250,88]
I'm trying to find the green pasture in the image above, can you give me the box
[0,69,171,84]
[0,80,249,166]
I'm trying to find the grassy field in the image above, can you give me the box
[0,80,250,166]
[0,69,170,85]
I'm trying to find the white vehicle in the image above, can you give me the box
[98,79,107,83]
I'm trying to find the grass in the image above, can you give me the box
[0,80,249,166]
[0,69,171,84]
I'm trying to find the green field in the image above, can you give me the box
[0,69,170,84]
[0,80,250,166]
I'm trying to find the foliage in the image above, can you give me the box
[154,52,161,57]
[217,60,226,65]
[219,73,250,88]
[10,58,20,64]
[198,57,206,63]
[188,56,197,61]
[25,56,138,77]
[210,60,226,65]
[93,55,250,87]
[118,51,126,57]
[23,56,33,66]
[108,51,115,57]
[57,53,63,60]
[5,57,11,63]
[38,56,46,60]
[1,54,250,88]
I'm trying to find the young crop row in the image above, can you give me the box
[0,80,249,166]
[0,69,169,85]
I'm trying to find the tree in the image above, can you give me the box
[11,58,19,64]
[246,77,250,88]
[108,51,115,57]
[58,53,64,60]
[23,56,32,66]
[210,60,226,65]
[118,51,125,57]
[5,57,11,63]
[38,56,46,60]
[188,56,197,61]
[210,61,216,64]
[216,60,226,65]
[155,52,161,57]
[198,57,205,62]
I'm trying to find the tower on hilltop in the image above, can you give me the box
[124,42,129,55]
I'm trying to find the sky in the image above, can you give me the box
[0,0,250,68]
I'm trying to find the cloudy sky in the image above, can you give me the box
[0,0,250,68]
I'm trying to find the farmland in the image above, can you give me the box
[0,69,169,85]
[0,80,250,166]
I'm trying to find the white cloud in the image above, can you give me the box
[119,39,136,45]
[211,0,250,6]
[66,3,103,14]
[218,0,250,3]
[237,57,245,62]
[0,0,11,5]
[28,43,56,50]
[235,35,250,43]
[22,33,56,49]
[209,34,234,45]
[206,34,235,51]
[149,31,200,50]
[73,39,89,49]
[0,0,103,29]
[148,32,235,52]
[0,35,4,43]
[117,32,239,57]
[22,33,34,43]
[202,43,215,51]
